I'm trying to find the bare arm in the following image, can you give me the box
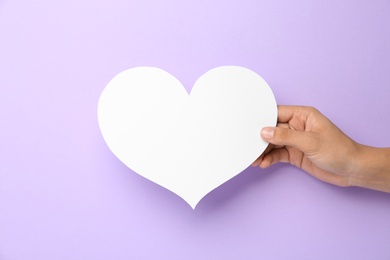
[350,145,390,192]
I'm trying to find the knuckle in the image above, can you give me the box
[306,106,319,115]
[273,127,289,144]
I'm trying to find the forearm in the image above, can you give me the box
[349,145,390,193]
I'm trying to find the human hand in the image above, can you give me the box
[252,106,360,187]
[253,105,390,192]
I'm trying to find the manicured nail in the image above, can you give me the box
[261,127,274,140]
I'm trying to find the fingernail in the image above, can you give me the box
[261,127,274,140]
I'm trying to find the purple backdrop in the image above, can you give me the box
[1,1,390,259]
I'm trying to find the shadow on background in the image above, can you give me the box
[326,179,390,205]
[193,162,390,215]
[194,163,290,212]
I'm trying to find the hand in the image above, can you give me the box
[252,106,390,192]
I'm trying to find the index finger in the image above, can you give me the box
[277,105,312,123]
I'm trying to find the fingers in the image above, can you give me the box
[277,105,319,123]
[259,148,291,168]
[251,123,291,167]
[251,144,274,167]
[258,147,349,187]
[261,126,317,154]
[277,105,297,123]
[255,106,320,168]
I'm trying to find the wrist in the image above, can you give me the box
[348,145,390,192]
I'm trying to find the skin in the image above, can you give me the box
[252,106,390,193]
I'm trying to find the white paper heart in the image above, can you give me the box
[98,66,277,209]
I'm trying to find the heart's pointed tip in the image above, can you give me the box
[181,194,206,210]
[187,200,200,210]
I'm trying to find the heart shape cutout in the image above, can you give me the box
[98,66,277,208]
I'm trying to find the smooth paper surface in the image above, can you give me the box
[98,66,277,208]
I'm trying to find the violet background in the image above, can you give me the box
[1,0,390,259]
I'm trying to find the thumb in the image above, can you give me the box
[261,126,316,152]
